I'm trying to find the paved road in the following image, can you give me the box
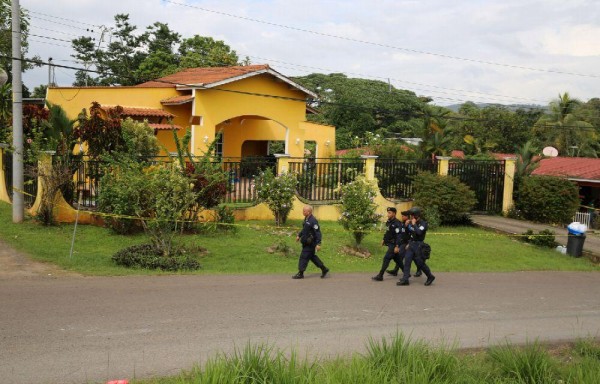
[471,215,600,258]
[1,271,599,384]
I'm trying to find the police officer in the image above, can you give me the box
[293,205,330,279]
[372,207,403,281]
[397,207,435,286]
[386,209,411,277]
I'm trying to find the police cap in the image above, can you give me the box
[400,210,410,216]
[386,207,397,213]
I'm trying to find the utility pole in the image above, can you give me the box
[12,0,24,222]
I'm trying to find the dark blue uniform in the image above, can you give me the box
[374,217,404,279]
[400,218,434,283]
[297,214,327,274]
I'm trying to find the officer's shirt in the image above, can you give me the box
[298,215,322,245]
[407,219,428,242]
[383,217,402,246]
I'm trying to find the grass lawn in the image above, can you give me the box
[0,201,597,276]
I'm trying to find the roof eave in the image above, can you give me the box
[175,68,318,99]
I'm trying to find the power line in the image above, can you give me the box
[7,55,599,132]
[29,14,97,32]
[164,0,600,79]
[29,10,100,28]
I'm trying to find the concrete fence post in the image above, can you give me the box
[360,155,378,181]
[274,153,291,175]
[0,143,10,202]
[436,156,451,176]
[502,157,517,214]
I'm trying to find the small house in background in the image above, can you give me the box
[532,157,600,227]
[45,65,336,158]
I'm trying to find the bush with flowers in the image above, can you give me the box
[338,175,382,246]
[255,168,298,226]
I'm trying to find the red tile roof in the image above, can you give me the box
[148,123,182,131]
[101,106,175,118]
[137,65,270,88]
[160,95,194,105]
[532,157,600,180]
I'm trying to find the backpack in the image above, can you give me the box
[420,243,431,259]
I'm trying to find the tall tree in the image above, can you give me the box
[293,73,424,149]
[533,93,596,157]
[71,15,240,86]
[0,0,39,81]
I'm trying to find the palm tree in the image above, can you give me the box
[534,93,594,156]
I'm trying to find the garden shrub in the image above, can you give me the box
[516,176,579,224]
[412,172,477,225]
[255,168,298,226]
[338,175,382,246]
[112,244,201,271]
[521,229,557,248]
[215,205,237,232]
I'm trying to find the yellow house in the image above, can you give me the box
[46,64,336,158]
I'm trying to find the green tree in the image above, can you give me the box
[533,93,596,157]
[255,168,298,226]
[338,175,382,246]
[178,35,239,68]
[293,73,424,149]
[0,0,39,79]
[71,15,241,86]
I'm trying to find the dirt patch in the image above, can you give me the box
[0,240,77,279]
[340,245,372,258]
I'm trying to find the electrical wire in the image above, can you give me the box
[164,0,600,79]
[5,54,599,132]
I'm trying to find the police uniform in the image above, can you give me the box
[372,207,403,281]
[386,210,411,276]
[398,207,435,286]
[293,214,329,278]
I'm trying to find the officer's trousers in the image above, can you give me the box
[299,246,326,272]
[379,244,403,274]
[402,241,432,280]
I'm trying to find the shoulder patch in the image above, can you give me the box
[395,228,400,233]
[313,224,319,230]
[419,225,425,231]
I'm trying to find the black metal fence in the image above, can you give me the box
[2,152,38,208]
[290,158,365,201]
[448,160,505,212]
[375,158,437,200]
[219,157,277,203]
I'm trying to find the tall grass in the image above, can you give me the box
[135,334,600,384]
[488,341,557,383]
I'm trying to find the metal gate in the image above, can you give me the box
[448,160,505,213]
[375,159,437,200]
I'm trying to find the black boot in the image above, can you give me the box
[396,279,409,286]
[414,269,422,277]
[292,271,304,279]
[386,269,398,276]
[372,273,384,281]
[320,267,330,278]
[424,275,436,286]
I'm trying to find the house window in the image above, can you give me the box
[215,134,223,159]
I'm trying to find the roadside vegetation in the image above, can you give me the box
[134,333,600,383]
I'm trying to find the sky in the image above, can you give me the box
[19,0,600,107]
